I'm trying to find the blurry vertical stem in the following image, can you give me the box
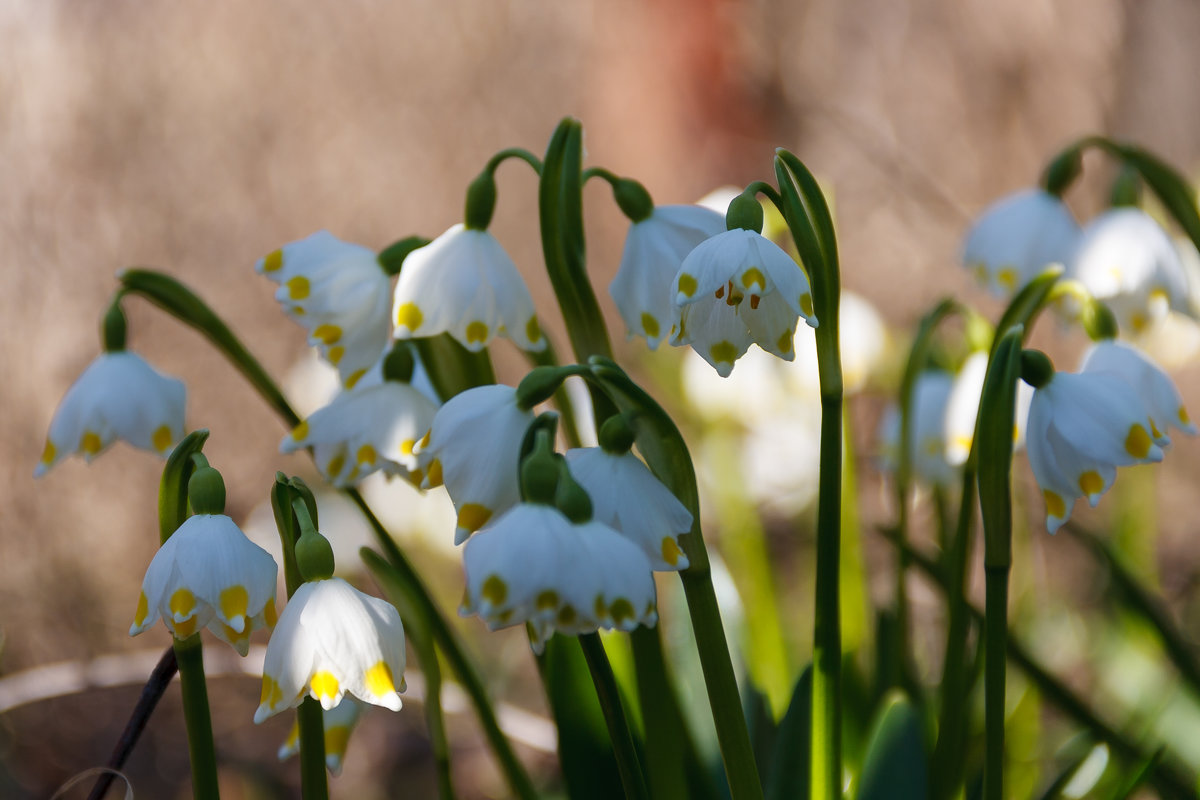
[976,327,1023,800]
[774,149,842,800]
[840,414,869,657]
[579,633,650,800]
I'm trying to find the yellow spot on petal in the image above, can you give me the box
[740,267,766,291]
[710,341,737,366]
[327,345,345,365]
[662,537,683,567]
[610,598,634,624]
[557,605,577,625]
[1131,312,1148,332]
[594,595,609,619]
[776,329,793,354]
[40,439,56,465]
[1181,406,1191,426]
[262,249,283,273]
[219,585,249,624]
[282,723,300,751]
[400,439,416,456]
[481,575,507,606]
[285,276,310,300]
[954,434,973,454]
[170,587,196,619]
[152,425,174,452]
[292,421,310,441]
[526,315,543,343]
[457,503,492,533]
[641,313,660,339]
[260,675,284,708]
[325,725,351,758]
[1150,419,1164,439]
[365,661,397,697]
[327,453,346,477]
[1125,424,1152,459]
[80,431,103,456]
[310,671,340,702]
[677,273,698,298]
[173,616,197,638]
[799,293,814,318]
[313,324,342,345]
[344,368,366,389]
[425,458,443,487]
[997,267,1018,291]
[133,591,149,628]
[536,590,559,611]
[1043,489,1066,520]
[395,302,423,332]
[357,444,377,466]
[465,321,489,344]
[264,598,278,628]
[1078,470,1104,497]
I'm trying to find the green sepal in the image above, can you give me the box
[411,334,496,402]
[726,191,765,233]
[598,414,636,455]
[187,466,226,516]
[464,172,498,231]
[978,326,1023,569]
[102,297,127,352]
[1020,349,1054,389]
[377,235,431,277]
[857,693,930,800]
[159,430,210,544]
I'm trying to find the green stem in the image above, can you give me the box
[487,147,543,175]
[296,698,329,800]
[579,634,650,800]
[174,634,220,800]
[983,566,1009,800]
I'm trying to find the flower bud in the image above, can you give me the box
[516,366,569,410]
[1021,350,1054,389]
[464,172,497,231]
[725,191,764,233]
[102,300,127,352]
[597,414,636,455]
[613,178,654,223]
[296,529,336,582]
[188,466,226,515]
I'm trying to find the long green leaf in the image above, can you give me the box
[764,667,812,800]
[858,693,929,800]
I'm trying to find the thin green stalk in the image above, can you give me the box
[296,698,329,800]
[579,634,650,800]
[983,566,1009,800]
[174,634,220,800]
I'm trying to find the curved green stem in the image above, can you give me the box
[174,634,220,800]
[579,634,650,800]
[487,147,543,176]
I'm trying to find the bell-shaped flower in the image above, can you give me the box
[281,368,438,488]
[130,514,278,656]
[878,370,956,487]
[256,231,393,389]
[255,577,406,723]
[277,697,364,776]
[460,503,657,652]
[1025,369,1165,534]
[610,205,725,349]
[1069,208,1193,334]
[417,384,533,544]
[670,228,818,377]
[1080,339,1196,443]
[564,447,693,571]
[36,352,186,477]
[393,224,546,353]
[962,188,1080,297]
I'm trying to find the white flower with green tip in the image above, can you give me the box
[962,189,1079,297]
[256,231,392,389]
[255,578,406,723]
[130,514,278,656]
[36,352,186,477]
[392,224,546,353]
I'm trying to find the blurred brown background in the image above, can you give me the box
[5,1,1200,797]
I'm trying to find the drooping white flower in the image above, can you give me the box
[36,352,186,478]
[962,188,1079,297]
[278,697,364,776]
[1025,369,1164,534]
[670,228,818,377]
[281,369,438,488]
[1069,208,1192,334]
[417,384,533,543]
[460,503,657,652]
[130,514,278,656]
[255,577,406,723]
[564,447,692,570]
[878,370,956,487]
[256,231,392,389]
[1080,339,1196,443]
[393,224,546,353]
[610,205,725,349]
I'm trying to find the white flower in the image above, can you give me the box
[255,577,406,723]
[564,447,692,570]
[460,503,657,652]
[278,697,363,776]
[670,228,818,377]
[36,352,186,478]
[610,205,725,349]
[1025,370,1164,534]
[1080,340,1196,442]
[417,384,533,544]
[256,231,392,389]
[878,370,956,487]
[740,404,823,516]
[392,224,546,353]
[962,188,1079,297]
[130,514,278,656]
[680,346,786,422]
[1069,208,1192,334]
[281,372,439,488]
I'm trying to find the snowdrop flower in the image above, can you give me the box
[670,228,818,377]
[1024,355,1165,534]
[393,224,546,353]
[257,231,392,389]
[36,352,186,478]
[878,370,956,487]
[610,205,725,349]
[418,384,534,543]
[255,577,406,723]
[130,513,278,655]
[278,697,364,776]
[564,447,693,571]
[281,348,439,488]
[962,188,1080,297]
[1069,208,1192,334]
[460,503,657,652]
[1080,339,1196,442]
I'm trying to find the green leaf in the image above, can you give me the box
[411,334,496,401]
[764,666,812,800]
[157,430,209,543]
[857,693,929,800]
